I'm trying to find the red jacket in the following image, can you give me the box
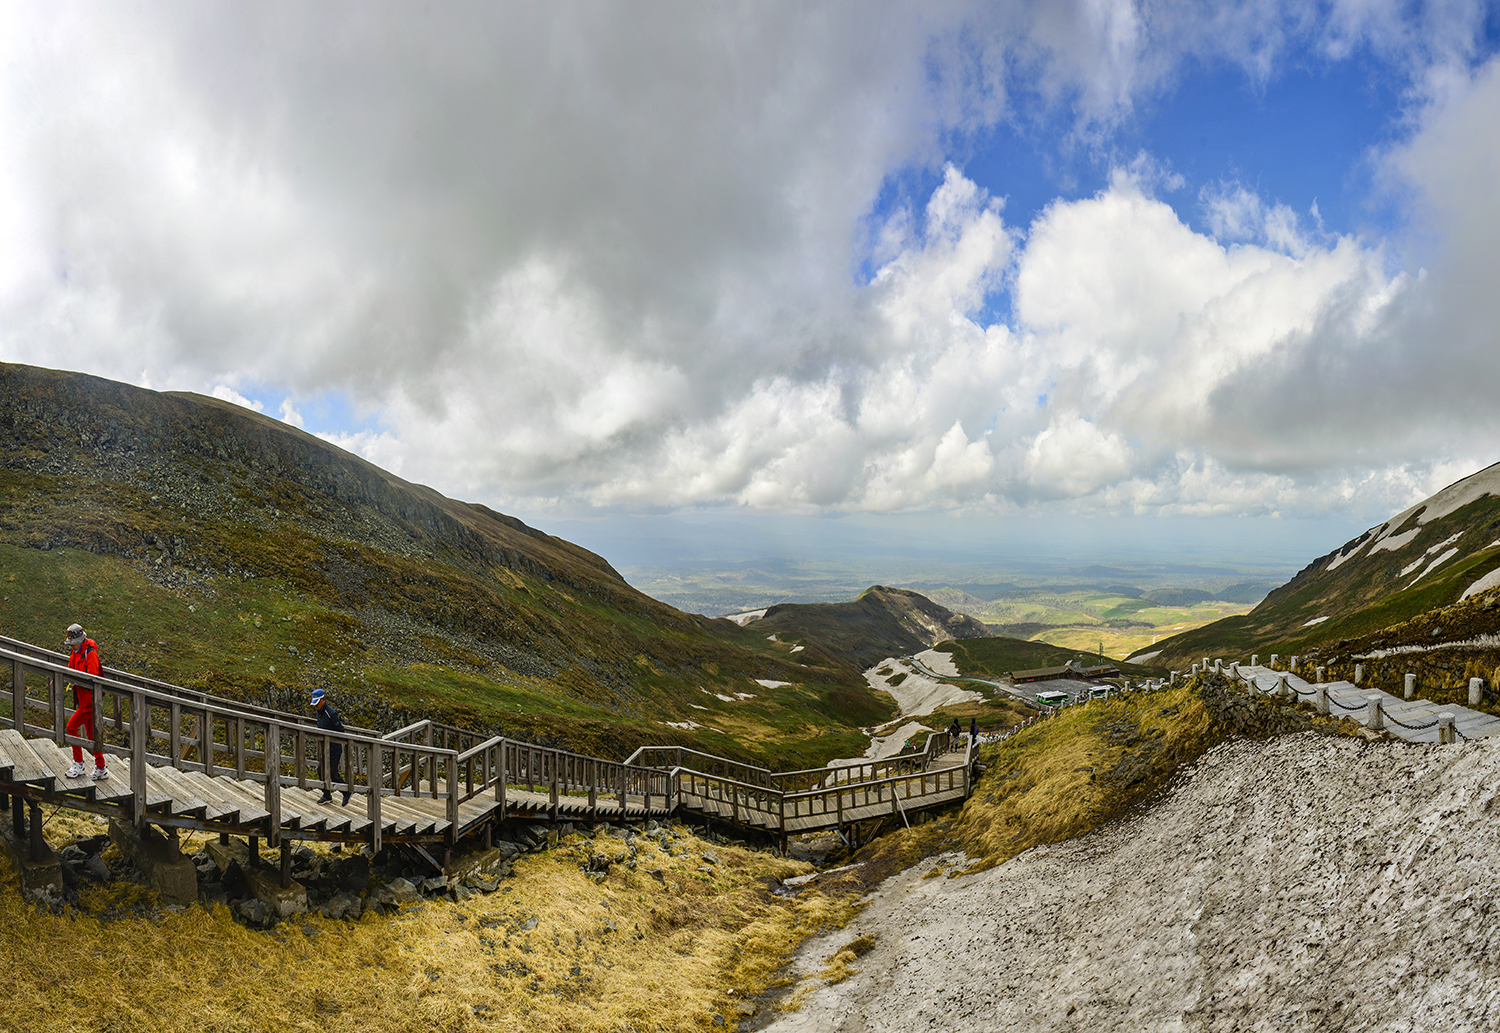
[69,638,101,709]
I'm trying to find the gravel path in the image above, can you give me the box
[760,733,1500,1032]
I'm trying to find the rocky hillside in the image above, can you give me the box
[0,362,888,764]
[748,585,993,670]
[1144,461,1500,671]
[764,728,1500,1032]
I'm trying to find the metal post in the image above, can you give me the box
[1405,674,1417,701]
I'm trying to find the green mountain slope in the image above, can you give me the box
[0,362,888,766]
[1143,462,1500,670]
[747,585,993,670]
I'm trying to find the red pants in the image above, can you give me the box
[67,703,105,766]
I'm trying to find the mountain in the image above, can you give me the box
[747,585,994,670]
[1143,462,1500,670]
[0,362,889,765]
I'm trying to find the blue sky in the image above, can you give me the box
[5,1,1500,582]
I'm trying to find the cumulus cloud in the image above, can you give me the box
[1,1,1497,531]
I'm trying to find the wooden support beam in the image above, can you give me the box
[28,800,45,862]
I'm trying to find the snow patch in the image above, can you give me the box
[1460,566,1500,601]
[1128,650,1162,664]
[725,609,768,626]
[1357,634,1500,659]
[1302,616,1330,627]
[914,648,960,678]
[754,679,791,689]
[864,657,980,717]
[1327,534,1373,570]
[1406,547,1459,588]
[1369,526,1420,555]
[790,644,805,653]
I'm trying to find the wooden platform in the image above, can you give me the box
[0,633,975,869]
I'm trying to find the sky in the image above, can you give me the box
[4,1,1500,576]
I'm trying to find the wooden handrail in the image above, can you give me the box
[3,634,980,846]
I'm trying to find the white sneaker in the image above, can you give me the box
[90,766,108,780]
[65,761,87,778]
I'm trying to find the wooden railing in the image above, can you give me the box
[2,635,978,848]
[0,633,380,737]
[1,642,458,851]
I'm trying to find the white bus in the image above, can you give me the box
[1034,690,1069,707]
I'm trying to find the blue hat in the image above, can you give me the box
[311,688,325,705]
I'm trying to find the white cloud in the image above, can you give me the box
[1,3,1497,532]
[209,384,264,412]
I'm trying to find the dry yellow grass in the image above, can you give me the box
[844,685,1229,880]
[0,819,863,1033]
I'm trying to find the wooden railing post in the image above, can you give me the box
[201,712,215,776]
[369,741,384,854]
[131,691,148,828]
[264,721,281,847]
[496,740,508,815]
[446,752,459,837]
[169,701,182,763]
[618,764,627,813]
[51,671,63,743]
[11,659,23,730]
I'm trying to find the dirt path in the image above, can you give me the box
[762,733,1500,1032]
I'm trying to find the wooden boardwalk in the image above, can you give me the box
[1,634,974,875]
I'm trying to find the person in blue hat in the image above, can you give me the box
[311,687,349,805]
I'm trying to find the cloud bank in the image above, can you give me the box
[2,1,1498,527]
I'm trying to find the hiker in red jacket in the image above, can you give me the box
[64,623,108,780]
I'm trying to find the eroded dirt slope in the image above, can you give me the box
[763,733,1500,1032]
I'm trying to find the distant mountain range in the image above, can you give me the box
[1143,463,1500,672]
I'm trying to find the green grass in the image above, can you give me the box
[937,636,1164,679]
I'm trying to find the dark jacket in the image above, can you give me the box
[316,701,346,734]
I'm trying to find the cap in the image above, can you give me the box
[65,624,85,647]
[311,687,325,705]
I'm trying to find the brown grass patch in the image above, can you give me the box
[0,821,863,1033]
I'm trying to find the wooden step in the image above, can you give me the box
[0,729,54,789]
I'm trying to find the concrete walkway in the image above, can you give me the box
[1233,664,1500,742]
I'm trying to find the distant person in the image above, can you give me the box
[969,717,978,742]
[63,623,108,780]
[948,718,961,741]
[312,687,350,805]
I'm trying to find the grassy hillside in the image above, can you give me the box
[0,362,889,767]
[748,585,991,670]
[1147,472,1500,671]
[936,636,1164,680]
